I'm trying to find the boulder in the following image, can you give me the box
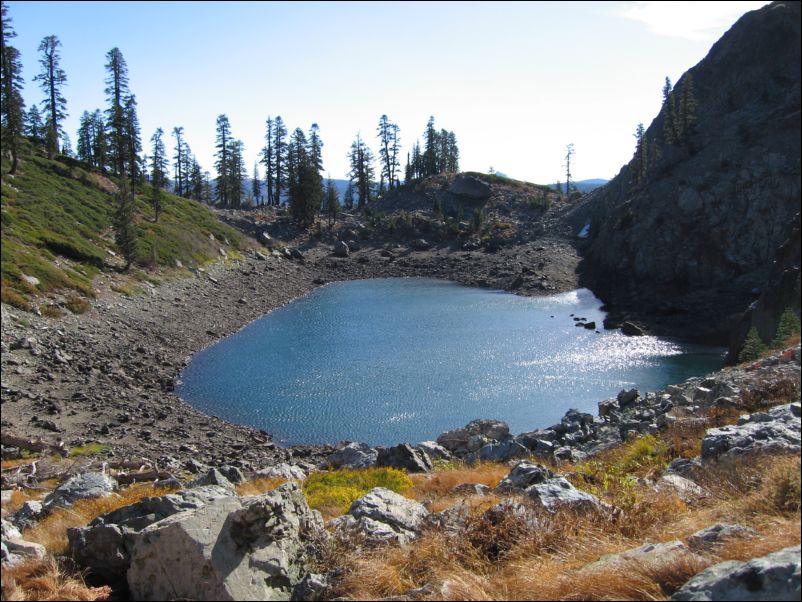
[127,483,324,601]
[415,441,452,461]
[449,175,491,200]
[656,474,707,502]
[69,486,233,582]
[43,472,118,511]
[411,238,430,250]
[333,241,349,257]
[525,477,607,512]
[621,322,644,336]
[376,444,432,473]
[187,468,237,493]
[10,501,44,531]
[495,461,553,493]
[687,523,758,552]
[323,442,377,470]
[217,465,246,485]
[671,545,801,601]
[256,463,307,481]
[617,389,640,407]
[332,488,427,546]
[451,483,490,496]
[701,402,801,461]
[437,419,510,455]
[292,572,330,601]
[473,440,530,463]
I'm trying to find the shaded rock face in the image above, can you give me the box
[671,544,801,601]
[127,483,324,602]
[376,443,432,473]
[449,175,492,200]
[572,2,801,345]
[323,442,377,470]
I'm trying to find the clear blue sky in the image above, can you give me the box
[8,1,768,184]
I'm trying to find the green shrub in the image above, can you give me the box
[65,296,90,314]
[771,308,800,348]
[303,467,413,516]
[739,327,767,363]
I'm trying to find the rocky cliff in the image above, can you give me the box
[571,1,800,350]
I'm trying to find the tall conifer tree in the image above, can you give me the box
[34,35,67,159]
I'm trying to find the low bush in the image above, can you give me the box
[303,467,413,517]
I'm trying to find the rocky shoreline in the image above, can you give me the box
[0,227,581,471]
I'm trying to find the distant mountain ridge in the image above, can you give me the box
[549,179,609,194]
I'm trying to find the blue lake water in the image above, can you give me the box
[176,278,725,446]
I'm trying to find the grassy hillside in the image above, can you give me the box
[1,141,247,310]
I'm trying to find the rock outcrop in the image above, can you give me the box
[572,1,801,346]
[330,487,428,546]
[671,544,801,601]
[701,402,800,461]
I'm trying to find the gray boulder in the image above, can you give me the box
[687,523,758,552]
[437,419,510,455]
[256,463,307,481]
[451,483,491,496]
[656,474,707,501]
[333,241,349,257]
[525,477,607,512]
[43,472,118,510]
[473,440,530,463]
[701,402,801,461]
[323,442,377,470]
[187,467,237,493]
[416,441,452,461]
[587,540,691,573]
[217,465,246,485]
[377,443,432,473]
[68,485,232,582]
[9,500,44,531]
[292,572,330,601]
[495,461,553,493]
[617,388,640,407]
[671,545,801,601]
[449,175,491,200]
[127,483,324,601]
[332,487,428,545]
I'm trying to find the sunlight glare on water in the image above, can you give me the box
[176,279,724,446]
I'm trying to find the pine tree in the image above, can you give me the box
[261,116,275,206]
[423,116,438,177]
[149,127,167,221]
[273,116,288,205]
[771,308,801,348]
[343,180,354,209]
[61,131,73,157]
[91,109,108,172]
[172,126,186,197]
[228,139,245,209]
[564,143,575,194]
[678,74,697,149]
[252,162,261,206]
[33,35,67,159]
[104,47,131,176]
[348,133,374,209]
[214,114,231,207]
[632,124,648,185]
[325,176,339,226]
[308,123,323,172]
[739,327,767,363]
[114,176,137,270]
[446,131,459,173]
[25,104,44,143]
[1,0,25,174]
[188,156,204,202]
[122,94,142,188]
[662,76,677,145]
[377,115,401,192]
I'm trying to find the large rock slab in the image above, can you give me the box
[671,545,801,601]
[127,483,324,601]
[43,472,118,510]
[331,487,428,545]
[686,523,758,552]
[376,444,432,473]
[449,175,491,200]
[495,461,553,493]
[473,440,530,463]
[701,402,801,461]
[68,485,232,582]
[525,477,607,512]
[323,442,377,470]
[437,419,510,456]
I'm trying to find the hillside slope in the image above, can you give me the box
[1,142,247,310]
[570,1,800,350]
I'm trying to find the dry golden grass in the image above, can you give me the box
[1,557,112,601]
[409,462,511,503]
[325,450,801,601]
[24,482,178,555]
[235,476,287,497]
[1,488,32,514]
